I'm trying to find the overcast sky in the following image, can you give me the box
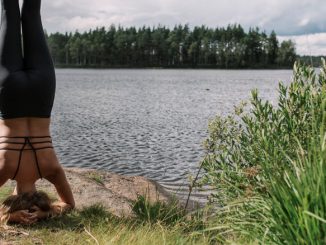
[5,0,326,55]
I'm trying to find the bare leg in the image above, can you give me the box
[0,0,23,74]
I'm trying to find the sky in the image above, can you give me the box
[7,0,326,55]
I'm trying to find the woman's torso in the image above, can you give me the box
[0,118,60,191]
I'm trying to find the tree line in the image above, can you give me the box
[298,56,326,67]
[46,24,297,68]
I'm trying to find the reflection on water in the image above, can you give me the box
[51,69,292,200]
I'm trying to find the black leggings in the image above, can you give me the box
[0,0,55,119]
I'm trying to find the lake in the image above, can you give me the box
[51,69,293,194]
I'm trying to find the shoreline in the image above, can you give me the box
[54,65,295,70]
[2,167,197,217]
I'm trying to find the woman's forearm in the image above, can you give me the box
[46,167,75,208]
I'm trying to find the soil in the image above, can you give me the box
[3,168,173,217]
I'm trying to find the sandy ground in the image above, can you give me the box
[3,168,173,217]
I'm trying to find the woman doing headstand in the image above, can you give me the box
[0,0,75,224]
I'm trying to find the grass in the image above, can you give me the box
[87,172,105,186]
[132,194,185,224]
[0,187,12,202]
[0,189,212,245]
[201,60,326,243]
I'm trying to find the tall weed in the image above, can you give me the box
[201,60,326,243]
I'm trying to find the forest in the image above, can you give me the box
[298,55,326,67]
[46,24,297,68]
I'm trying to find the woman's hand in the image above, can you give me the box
[51,201,72,216]
[29,206,50,220]
[24,202,72,222]
[9,210,38,225]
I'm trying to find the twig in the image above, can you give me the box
[184,154,206,210]
[84,226,99,245]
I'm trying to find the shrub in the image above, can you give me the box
[201,60,326,243]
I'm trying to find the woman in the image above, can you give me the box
[0,0,75,224]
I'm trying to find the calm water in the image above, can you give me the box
[51,69,293,190]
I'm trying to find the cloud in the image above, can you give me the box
[279,33,326,56]
[1,0,326,55]
[35,0,326,36]
[299,18,310,27]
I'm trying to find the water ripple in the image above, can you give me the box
[51,69,292,187]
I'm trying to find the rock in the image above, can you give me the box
[3,168,173,217]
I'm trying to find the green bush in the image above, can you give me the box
[201,60,326,244]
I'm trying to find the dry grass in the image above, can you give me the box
[0,190,211,245]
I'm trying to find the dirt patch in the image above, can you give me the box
[3,168,173,217]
